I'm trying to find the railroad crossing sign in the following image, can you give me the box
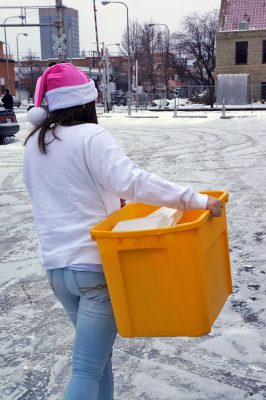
[52,33,67,51]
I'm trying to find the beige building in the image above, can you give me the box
[216,0,266,101]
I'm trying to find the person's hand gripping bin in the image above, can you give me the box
[90,191,232,338]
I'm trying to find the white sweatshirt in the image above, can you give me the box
[23,123,208,270]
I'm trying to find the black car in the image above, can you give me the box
[0,109,20,143]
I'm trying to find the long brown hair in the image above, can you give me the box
[25,101,98,154]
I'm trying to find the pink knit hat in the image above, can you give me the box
[27,63,98,126]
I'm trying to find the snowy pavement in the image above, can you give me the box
[0,110,265,399]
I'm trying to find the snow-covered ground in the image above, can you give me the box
[148,98,266,110]
[0,109,265,400]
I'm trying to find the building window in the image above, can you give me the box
[261,83,266,100]
[263,41,266,63]
[235,41,248,65]
[238,21,248,30]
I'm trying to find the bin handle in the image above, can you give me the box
[216,191,229,203]
[201,191,228,220]
[200,190,229,204]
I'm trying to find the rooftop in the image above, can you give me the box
[219,0,266,31]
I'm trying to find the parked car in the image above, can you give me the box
[111,91,128,106]
[0,109,20,144]
[0,96,21,108]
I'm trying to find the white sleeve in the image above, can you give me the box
[87,128,208,211]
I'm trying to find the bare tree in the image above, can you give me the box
[121,20,163,92]
[138,23,158,90]
[172,10,218,86]
[121,20,143,60]
[148,25,172,98]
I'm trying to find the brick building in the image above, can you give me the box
[0,41,15,95]
[216,0,266,101]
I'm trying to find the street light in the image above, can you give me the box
[102,1,131,116]
[16,33,28,101]
[105,43,120,53]
[4,15,26,92]
[106,43,120,47]
[90,41,104,54]
[148,23,170,99]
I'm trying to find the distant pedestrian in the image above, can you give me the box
[139,90,148,110]
[23,63,222,400]
[96,74,102,103]
[1,89,13,109]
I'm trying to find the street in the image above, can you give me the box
[0,110,265,399]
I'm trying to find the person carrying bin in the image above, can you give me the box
[23,63,222,400]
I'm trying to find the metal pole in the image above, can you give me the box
[174,97,177,117]
[0,23,54,27]
[125,4,131,116]
[250,83,253,110]
[222,99,226,118]
[105,48,110,110]
[55,0,64,60]
[16,35,20,100]
[0,6,58,9]
[165,25,170,100]
[135,59,138,112]
[102,43,108,112]
[93,0,101,74]
[4,20,10,91]
[157,24,170,100]
[16,33,27,101]
[3,15,26,93]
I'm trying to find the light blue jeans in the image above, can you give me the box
[47,268,117,400]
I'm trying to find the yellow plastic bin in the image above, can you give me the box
[90,191,232,337]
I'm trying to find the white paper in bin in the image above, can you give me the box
[112,207,183,232]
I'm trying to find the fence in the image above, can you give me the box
[98,84,266,112]
[99,85,214,111]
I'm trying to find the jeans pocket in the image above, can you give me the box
[72,271,111,303]
[46,270,56,296]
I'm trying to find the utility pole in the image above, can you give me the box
[102,43,108,112]
[93,0,101,74]
[55,0,65,60]
[105,47,111,111]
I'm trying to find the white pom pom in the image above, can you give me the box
[27,107,47,127]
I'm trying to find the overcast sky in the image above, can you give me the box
[0,0,221,59]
